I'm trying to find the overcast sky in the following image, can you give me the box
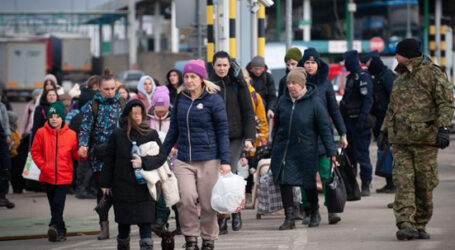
[0,0,111,11]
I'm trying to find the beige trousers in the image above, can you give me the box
[174,159,220,240]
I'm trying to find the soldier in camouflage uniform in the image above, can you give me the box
[379,38,454,241]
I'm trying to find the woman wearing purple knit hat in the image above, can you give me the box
[163,59,231,250]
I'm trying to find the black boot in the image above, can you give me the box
[231,212,242,231]
[328,213,341,225]
[117,236,130,250]
[293,203,302,220]
[47,225,58,242]
[201,240,215,250]
[302,206,310,225]
[0,197,15,209]
[151,217,166,232]
[396,228,418,241]
[417,229,430,239]
[98,221,110,240]
[185,236,199,250]
[361,181,371,197]
[308,203,321,227]
[218,217,228,235]
[279,206,295,230]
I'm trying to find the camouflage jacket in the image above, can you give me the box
[381,56,454,145]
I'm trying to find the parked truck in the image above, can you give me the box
[49,35,92,84]
[0,38,47,99]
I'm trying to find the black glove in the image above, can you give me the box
[377,132,388,151]
[436,127,450,149]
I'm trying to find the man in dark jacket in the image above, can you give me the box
[247,56,277,119]
[210,51,256,234]
[298,48,348,224]
[340,50,375,197]
[0,123,14,208]
[361,51,396,194]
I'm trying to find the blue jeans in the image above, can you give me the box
[345,118,373,182]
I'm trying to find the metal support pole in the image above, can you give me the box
[285,0,292,50]
[222,0,229,52]
[154,1,161,52]
[171,0,179,53]
[435,0,442,63]
[128,0,137,69]
[251,6,258,57]
[257,3,265,57]
[276,0,281,41]
[229,0,236,59]
[99,23,103,57]
[206,0,214,62]
[406,0,411,38]
[345,0,351,50]
[302,0,311,41]
[197,0,202,59]
[423,0,429,55]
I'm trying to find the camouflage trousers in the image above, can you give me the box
[392,144,439,230]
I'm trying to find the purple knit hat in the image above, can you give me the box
[183,59,207,79]
[152,86,170,107]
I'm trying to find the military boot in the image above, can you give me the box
[396,228,418,241]
[418,229,431,240]
[279,206,295,230]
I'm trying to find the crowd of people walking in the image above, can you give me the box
[0,38,453,249]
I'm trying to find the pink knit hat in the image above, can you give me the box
[183,59,207,79]
[152,86,170,107]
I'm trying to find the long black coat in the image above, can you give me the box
[271,84,336,189]
[100,128,167,225]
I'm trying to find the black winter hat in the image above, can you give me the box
[395,38,421,59]
[298,48,321,67]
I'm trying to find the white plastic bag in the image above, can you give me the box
[22,152,41,181]
[236,161,249,179]
[211,172,246,214]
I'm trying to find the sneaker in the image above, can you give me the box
[48,226,58,242]
[387,202,394,209]
[361,181,371,197]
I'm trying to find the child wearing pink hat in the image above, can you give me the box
[148,86,171,140]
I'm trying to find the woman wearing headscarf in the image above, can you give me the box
[130,75,157,112]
